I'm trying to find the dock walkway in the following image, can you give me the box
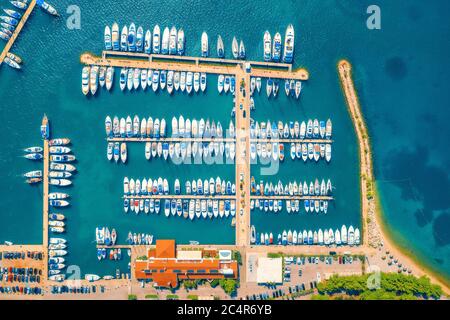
[107,137,332,144]
[0,0,36,65]
[42,138,49,281]
[81,52,309,80]
[235,66,252,246]
[123,195,333,201]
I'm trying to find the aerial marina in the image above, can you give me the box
[1,0,448,303]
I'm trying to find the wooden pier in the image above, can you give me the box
[123,194,236,200]
[123,194,333,201]
[251,195,333,201]
[81,52,309,80]
[106,137,332,144]
[103,50,300,72]
[42,138,49,281]
[235,67,252,246]
[107,137,235,143]
[0,0,36,65]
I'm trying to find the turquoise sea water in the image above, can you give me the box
[0,0,448,282]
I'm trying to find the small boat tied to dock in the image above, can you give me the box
[0,0,58,70]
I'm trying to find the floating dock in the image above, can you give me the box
[0,0,37,66]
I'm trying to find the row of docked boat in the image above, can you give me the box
[106,115,234,139]
[48,237,67,282]
[48,209,69,235]
[0,2,25,44]
[251,198,329,214]
[250,119,332,140]
[126,232,154,245]
[105,115,235,139]
[48,138,74,236]
[119,68,207,94]
[250,142,331,164]
[105,23,185,55]
[106,141,127,164]
[23,145,43,184]
[48,238,67,277]
[48,138,75,188]
[251,178,332,197]
[81,66,114,95]
[250,141,331,163]
[217,75,236,95]
[251,225,361,246]
[125,198,237,219]
[83,66,304,98]
[144,140,236,162]
[288,142,331,162]
[265,78,302,99]
[263,25,295,63]
[200,33,245,59]
[97,248,122,261]
[123,177,236,196]
[95,227,117,246]
[1,52,22,69]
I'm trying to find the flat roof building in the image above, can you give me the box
[134,240,239,288]
[256,257,283,284]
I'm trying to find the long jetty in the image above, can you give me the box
[80,52,309,80]
[235,66,252,246]
[107,137,332,144]
[123,195,333,200]
[42,138,49,281]
[0,0,37,65]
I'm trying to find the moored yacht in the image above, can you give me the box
[161,27,169,54]
[238,40,245,59]
[272,32,282,62]
[201,31,208,57]
[152,25,161,53]
[104,25,112,50]
[263,31,271,61]
[283,24,295,63]
[217,35,224,58]
[144,29,152,54]
[232,37,238,59]
[177,28,185,55]
[169,26,177,55]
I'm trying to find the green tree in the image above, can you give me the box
[219,279,238,296]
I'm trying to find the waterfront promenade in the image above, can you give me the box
[0,0,36,65]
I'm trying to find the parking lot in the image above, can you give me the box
[241,253,363,300]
